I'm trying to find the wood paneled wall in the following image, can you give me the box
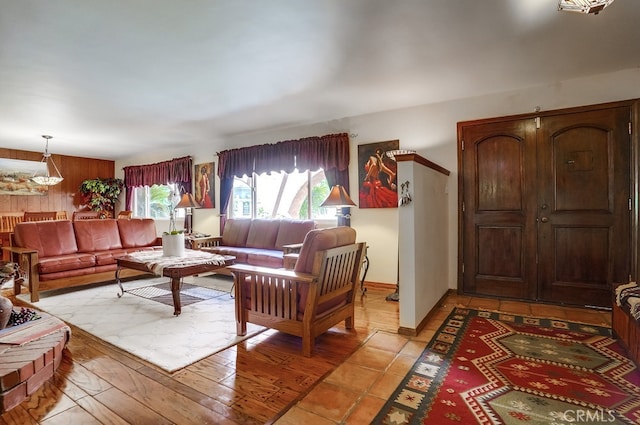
[0,147,115,215]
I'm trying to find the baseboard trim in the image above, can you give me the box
[398,289,455,337]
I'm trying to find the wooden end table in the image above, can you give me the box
[115,250,235,316]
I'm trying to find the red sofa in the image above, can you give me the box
[7,218,161,302]
[191,218,316,270]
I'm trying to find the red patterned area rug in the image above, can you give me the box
[373,308,640,424]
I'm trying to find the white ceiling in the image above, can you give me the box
[1,0,639,160]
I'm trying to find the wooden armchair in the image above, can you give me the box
[228,227,365,356]
[23,211,57,222]
[1,214,23,233]
[72,211,100,221]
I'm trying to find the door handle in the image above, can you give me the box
[540,217,549,223]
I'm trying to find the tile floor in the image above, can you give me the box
[275,292,614,424]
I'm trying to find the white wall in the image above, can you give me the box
[115,68,640,288]
[398,158,450,331]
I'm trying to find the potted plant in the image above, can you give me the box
[162,187,185,256]
[79,178,125,219]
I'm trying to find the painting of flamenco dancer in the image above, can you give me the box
[358,140,399,208]
[194,162,215,208]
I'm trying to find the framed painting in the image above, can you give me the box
[0,158,49,195]
[194,162,215,208]
[357,139,399,208]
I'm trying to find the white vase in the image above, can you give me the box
[162,233,185,257]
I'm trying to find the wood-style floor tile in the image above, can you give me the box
[4,286,622,424]
[274,406,336,425]
[467,297,500,311]
[344,394,387,425]
[295,381,361,422]
[324,362,382,393]
[38,405,101,425]
[367,372,405,399]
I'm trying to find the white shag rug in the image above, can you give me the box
[17,275,265,373]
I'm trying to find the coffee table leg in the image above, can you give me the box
[116,265,124,298]
[171,277,181,316]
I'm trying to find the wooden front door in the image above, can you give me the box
[459,103,631,307]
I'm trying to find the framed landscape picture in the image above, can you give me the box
[0,158,49,195]
[357,140,399,208]
[194,162,215,208]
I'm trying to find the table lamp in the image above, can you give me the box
[175,193,201,234]
[320,185,356,227]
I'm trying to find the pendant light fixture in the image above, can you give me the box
[31,135,64,186]
[558,0,615,14]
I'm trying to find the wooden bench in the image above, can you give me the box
[612,283,640,366]
[0,313,71,413]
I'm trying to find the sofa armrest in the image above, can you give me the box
[190,236,223,250]
[282,243,303,255]
[2,246,40,302]
[283,253,299,270]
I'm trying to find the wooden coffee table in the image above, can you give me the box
[115,250,234,316]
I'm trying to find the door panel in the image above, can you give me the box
[537,107,630,306]
[461,120,538,299]
[460,103,631,307]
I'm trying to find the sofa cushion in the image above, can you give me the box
[246,250,284,268]
[13,220,78,258]
[37,253,96,275]
[245,219,281,250]
[94,249,129,266]
[117,218,158,248]
[74,219,123,252]
[221,219,252,247]
[205,246,253,264]
[274,219,316,250]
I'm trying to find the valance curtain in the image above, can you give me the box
[123,156,193,210]
[217,133,350,230]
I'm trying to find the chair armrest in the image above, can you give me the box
[3,246,38,256]
[3,246,40,301]
[282,243,304,255]
[227,263,315,283]
[190,236,223,250]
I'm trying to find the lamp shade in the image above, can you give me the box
[320,185,356,208]
[175,193,201,209]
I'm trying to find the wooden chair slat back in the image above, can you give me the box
[23,211,57,222]
[72,211,100,220]
[317,243,365,300]
[1,215,23,232]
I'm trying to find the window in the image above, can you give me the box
[230,169,335,220]
[132,183,184,219]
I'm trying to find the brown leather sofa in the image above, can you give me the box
[191,218,316,270]
[7,218,161,302]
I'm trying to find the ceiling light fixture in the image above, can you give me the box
[558,0,615,14]
[31,135,64,186]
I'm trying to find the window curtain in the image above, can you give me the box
[123,156,193,210]
[217,133,350,231]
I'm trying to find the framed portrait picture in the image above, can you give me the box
[357,140,399,208]
[194,162,215,208]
